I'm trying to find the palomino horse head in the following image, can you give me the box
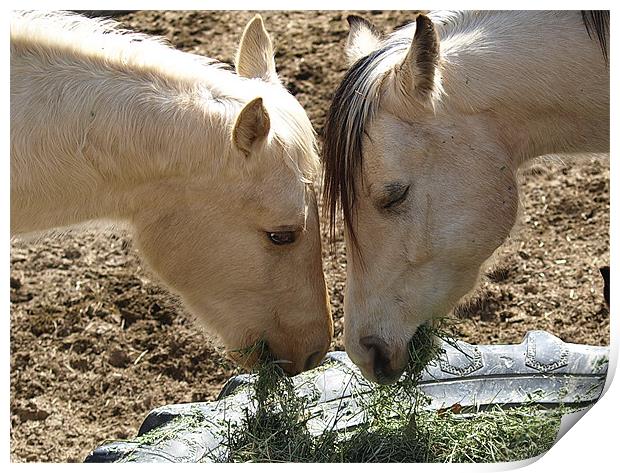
[131,16,332,374]
[323,14,521,383]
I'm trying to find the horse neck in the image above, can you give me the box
[11,43,240,234]
[436,11,609,164]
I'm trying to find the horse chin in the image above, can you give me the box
[224,338,271,370]
[375,366,406,385]
[358,361,406,385]
[366,321,436,385]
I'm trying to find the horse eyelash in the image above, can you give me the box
[382,184,411,210]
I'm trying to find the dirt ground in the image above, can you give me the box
[10,11,609,463]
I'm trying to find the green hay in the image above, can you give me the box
[336,406,561,463]
[221,361,337,462]
[218,320,565,463]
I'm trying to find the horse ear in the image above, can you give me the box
[235,15,278,83]
[345,15,382,65]
[232,97,271,156]
[394,14,440,103]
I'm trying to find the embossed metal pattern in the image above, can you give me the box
[438,342,484,376]
[525,331,569,372]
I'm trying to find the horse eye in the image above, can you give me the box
[267,231,296,245]
[383,185,411,209]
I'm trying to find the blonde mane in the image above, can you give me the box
[11,10,318,184]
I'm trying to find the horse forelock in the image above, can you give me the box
[322,37,411,245]
[270,100,320,186]
[581,11,610,66]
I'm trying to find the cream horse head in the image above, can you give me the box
[11,12,333,374]
[323,11,608,383]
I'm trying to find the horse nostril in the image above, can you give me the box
[360,336,392,379]
[304,350,323,371]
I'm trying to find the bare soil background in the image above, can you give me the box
[10,11,609,462]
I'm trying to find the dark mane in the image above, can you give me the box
[322,39,410,246]
[581,10,610,66]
